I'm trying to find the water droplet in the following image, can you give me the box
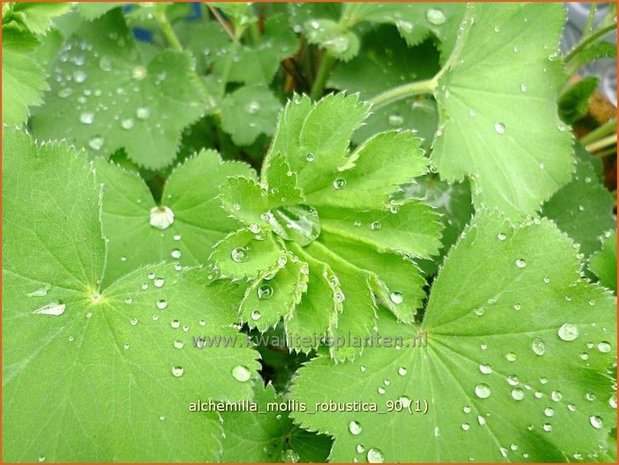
[511,388,525,400]
[88,136,105,151]
[250,310,262,321]
[305,153,315,162]
[170,319,180,329]
[170,249,182,259]
[121,117,134,129]
[245,101,261,114]
[153,278,165,288]
[474,383,491,399]
[80,111,94,125]
[515,258,526,268]
[589,415,603,429]
[542,423,552,432]
[156,299,168,310]
[520,83,527,92]
[360,365,366,373]
[232,365,251,382]
[544,407,554,417]
[531,338,545,356]
[389,291,403,305]
[33,301,66,316]
[366,448,384,463]
[497,232,507,241]
[130,317,138,326]
[513,303,521,311]
[132,65,147,80]
[426,7,446,25]
[171,366,184,377]
[257,284,273,300]
[557,323,579,342]
[333,178,347,190]
[173,340,184,349]
[609,394,617,409]
[73,70,87,83]
[38,455,46,462]
[398,367,407,376]
[348,420,362,435]
[474,307,485,317]
[598,341,612,353]
[494,122,506,134]
[370,221,382,231]
[26,285,51,297]
[149,206,175,230]
[231,247,248,263]
[266,204,321,247]
[479,363,493,375]
[136,107,150,120]
[388,114,404,127]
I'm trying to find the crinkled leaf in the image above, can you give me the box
[558,76,599,124]
[2,130,260,462]
[291,210,617,462]
[220,383,332,462]
[221,84,282,146]
[432,3,573,218]
[209,229,285,280]
[240,259,308,332]
[4,2,70,35]
[31,9,205,169]
[213,14,298,85]
[590,230,617,293]
[220,176,270,226]
[542,146,615,256]
[96,149,254,284]
[2,29,48,126]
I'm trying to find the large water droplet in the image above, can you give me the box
[474,383,491,399]
[425,7,446,25]
[557,323,579,342]
[389,291,403,305]
[589,415,603,429]
[266,204,321,247]
[348,420,362,435]
[232,365,251,382]
[150,206,175,230]
[257,284,273,300]
[231,247,248,263]
[33,301,66,316]
[598,341,612,353]
[366,448,384,463]
[531,338,545,356]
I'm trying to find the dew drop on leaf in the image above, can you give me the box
[479,363,493,374]
[461,423,470,431]
[257,284,273,300]
[388,114,404,127]
[79,112,94,125]
[130,317,138,326]
[136,107,151,120]
[232,365,251,382]
[589,415,603,429]
[474,383,491,399]
[544,407,554,417]
[366,448,385,463]
[557,323,579,341]
[73,70,87,83]
[389,291,403,305]
[250,310,262,321]
[531,338,545,356]
[398,367,407,376]
[597,341,612,353]
[515,258,527,268]
[305,153,315,162]
[26,285,50,297]
[511,388,525,400]
[245,101,261,114]
[543,423,552,432]
[88,136,105,151]
[230,247,248,263]
[171,366,184,377]
[170,249,181,259]
[333,178,347,190]
[370,221,382,231]
[132,65,147,80]
[520,83,527,92]
[121,118,134,130]
[494,122,506,134]
[425,7,446,25]
[156,299,168,310]
[149,206,175,230]
[348,420,362,435]
[33,301,66,316]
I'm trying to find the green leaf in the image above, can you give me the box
[304,19,360,61]
[213,14,298,85]
[568,41,617,74]
[542,145,615,256]
[330,28,440,147]
[31,9,205,169]
[220,383,332,462]
[2,29,48,126]
[221,85,282,146]
[95,149,255,285]
[215,95,443,359]
[589,230,617,293]
[290,210,617,462]
[558,76,599,124]
[77,3,125,21]
[209,228,286,280]
[4,2,70,35]
[240,258,309,332]
[432,3,573,218]
[3,129,261,462]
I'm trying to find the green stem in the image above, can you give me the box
[565,22,617,64]
[592,146,616,159]
[583,3,598,36]
[154,6,212,106]
[585,134,617,154]
[249,22,261,45]
[368,78,438,109]
[310,52,336,99]
[580,118,617,146]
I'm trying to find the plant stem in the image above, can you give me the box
[368,78,438,109]
[580,118,617,146]
[565,22,617,64]
[208,5,236,42]
[154,6,212,107]
[310,52,336,99]
[586,134,617,154]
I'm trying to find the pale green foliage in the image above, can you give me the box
[31,9,205,169]
[2,130,260,462]
[432,3,574,218]
[214,94,443,359]
[291,210,617,462]
[590,230,617,293]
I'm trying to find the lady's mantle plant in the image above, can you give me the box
[2,2,617,464]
